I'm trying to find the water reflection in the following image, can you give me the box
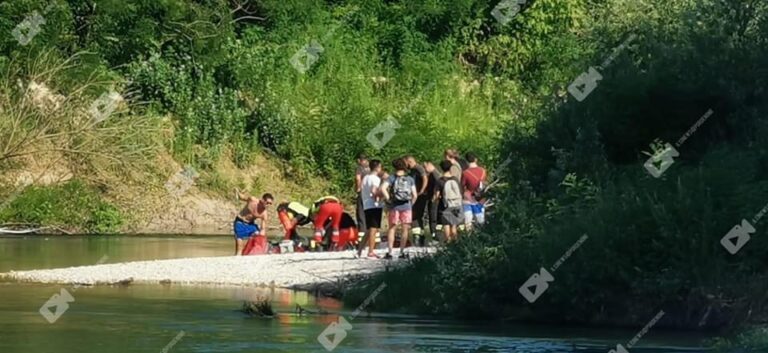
[0,236,712,353]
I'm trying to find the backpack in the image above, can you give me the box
[389,175,412,204]
[442,177,462,208]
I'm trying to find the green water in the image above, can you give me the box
[0,236,711,352]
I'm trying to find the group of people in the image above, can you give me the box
[231,149,489,258]
[232,192,359,255]
[354,149,488,259]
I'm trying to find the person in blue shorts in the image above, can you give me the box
[233,189,273,255]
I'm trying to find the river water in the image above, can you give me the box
[0,236,712,352]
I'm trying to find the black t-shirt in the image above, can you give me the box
[458,158,469,171]
[425,170,441,197]
[409,164,427,193]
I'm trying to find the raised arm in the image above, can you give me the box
[235,188,252,202]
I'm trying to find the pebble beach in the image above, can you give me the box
[0,248,436,290]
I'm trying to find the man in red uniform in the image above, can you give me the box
[311,196,344,248]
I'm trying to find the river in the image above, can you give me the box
[0,236,712,352]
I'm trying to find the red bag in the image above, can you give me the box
[242,236,268,255]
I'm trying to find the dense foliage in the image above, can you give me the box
[345,0,768,333]
[4,0,768,337]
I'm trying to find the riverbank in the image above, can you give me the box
[0,248,435,295]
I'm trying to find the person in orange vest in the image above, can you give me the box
[277,201,311,242]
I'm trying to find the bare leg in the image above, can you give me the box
[400,224,411,253]
[387,224,397,254]
[356,231,369,256]
[368,228,377,254]
[235,238,244,256]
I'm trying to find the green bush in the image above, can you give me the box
[0,180,124,234]
[345,0,768,331]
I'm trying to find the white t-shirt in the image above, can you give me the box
[361,174,382,210]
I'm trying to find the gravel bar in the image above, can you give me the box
[1,248,436,289]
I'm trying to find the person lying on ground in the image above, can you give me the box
[357,159,384,259]
[435,160,463,242]
[461,152,487,231]
[233,190,273,255]
[324,211,359,251]
[380,157,418,259]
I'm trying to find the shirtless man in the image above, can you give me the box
[233,189,273,255]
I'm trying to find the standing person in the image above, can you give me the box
[357,159,384,259]
[456,150,470,171]
[405,155,428,246]
[434,160,463,242]
[444,149,463,182]
[380,158,418,259]
[423,161,442,243]
[354,153,369,237]
[461,152,487,231]
[233,190,273,255]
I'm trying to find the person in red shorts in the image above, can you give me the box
[310,196,344,249]
[380,157,418,259]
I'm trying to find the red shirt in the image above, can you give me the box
[461,166,486,201]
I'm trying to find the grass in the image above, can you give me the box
[242,297,275,318]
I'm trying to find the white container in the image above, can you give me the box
[279,240,294,254]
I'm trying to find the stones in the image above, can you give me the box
[2,248,435,288]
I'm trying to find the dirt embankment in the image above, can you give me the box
[3,148,336,235]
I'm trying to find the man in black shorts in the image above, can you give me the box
[357,159,384,259]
